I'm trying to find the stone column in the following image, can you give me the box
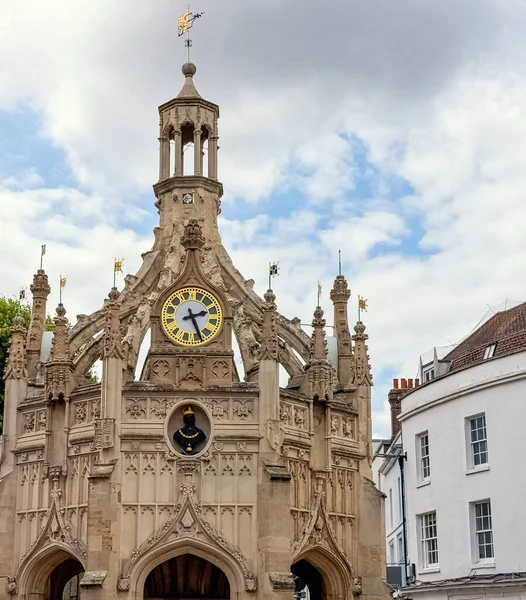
[208,136,218,180]
[159,135,170,180]
[174,130,183,176]
[193,129,202,175]
[81,463,119,600]
[256,290,294,599]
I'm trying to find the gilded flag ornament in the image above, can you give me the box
[178,6,205,62]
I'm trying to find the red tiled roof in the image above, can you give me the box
[444,302,526,371]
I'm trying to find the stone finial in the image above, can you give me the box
[310,307,328,360]
[181,219,205,251]
[259,290,278,361]
[103,288,124,360]
[27,269,51,354]
[45,304,72,401]
[3,314,28,380]
[330,275,351,303]
[352,321,373,386]
[29,269,51,300]
[177,62,202,99]
[306,307,334,402]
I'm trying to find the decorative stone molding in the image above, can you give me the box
[4,314,28,380]
[181,218,205,250]
[79,571,107,587]
[118,482,257,592]
[329,275,351,304]
[5,577,17,595]
[16,467,86,575]
[93,418,115,449]
[292,473,353,578]
[259,289,278,361]
[352,322,373,385]
[269,572,295,590]
[103,287,124,359]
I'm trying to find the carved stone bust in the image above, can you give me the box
[173,406,206,454]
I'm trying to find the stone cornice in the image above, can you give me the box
[153,175,223,199]
[158,95,220,116]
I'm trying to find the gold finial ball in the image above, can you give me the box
[182,62,197,77]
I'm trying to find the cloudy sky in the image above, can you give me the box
[1,0,526,437]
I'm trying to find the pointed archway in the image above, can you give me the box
[291,559,324,600]
[144,554,230,599]
[47,558,84,600]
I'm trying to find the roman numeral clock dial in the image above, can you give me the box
[161,287,223,346]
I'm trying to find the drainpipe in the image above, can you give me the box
[398,453,409,584]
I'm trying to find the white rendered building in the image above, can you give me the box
[397,302,526,600]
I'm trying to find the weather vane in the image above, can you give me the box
[178,5,205,62]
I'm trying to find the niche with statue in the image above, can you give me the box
[166,401,212,456]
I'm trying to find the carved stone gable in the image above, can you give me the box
[118,481,257,592]
[16,468,86,577]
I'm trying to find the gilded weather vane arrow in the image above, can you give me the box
[178,5,205,62]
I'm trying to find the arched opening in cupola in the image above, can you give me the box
[201,124,210,178]
[181,122,195,176]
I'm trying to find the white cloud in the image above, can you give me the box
[2,1,526,437]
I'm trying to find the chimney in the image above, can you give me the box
[388,377,417,439]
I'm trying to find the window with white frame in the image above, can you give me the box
[417,432,431,481]
[472,500,494,560]
[483,344,496,359]
[420,511,439,569]
[397,534,404,565]
[469,414,488,466]
[424,368,435,382]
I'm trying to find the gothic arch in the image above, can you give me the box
[292,545,352,600]
[127,541,247,600]
[15,543,85,599]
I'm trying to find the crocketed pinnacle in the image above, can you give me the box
[3,314,27,380]
[330,275,351,303]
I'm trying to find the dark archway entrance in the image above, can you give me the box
[144,554,230,599]
[291,559,325,600]
[46,557,84,600]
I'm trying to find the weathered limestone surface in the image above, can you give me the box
[0,63,390,600]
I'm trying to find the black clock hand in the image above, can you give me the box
[183,308,205,341]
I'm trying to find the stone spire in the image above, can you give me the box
[330,274,354,386]
[45,304,72,401]
[352,321,373,386]
[305,307,334,402]
[176,62,202,99]
[3,314,27,381]
[26,269,51,379]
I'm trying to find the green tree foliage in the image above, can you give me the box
[0,297,31,433]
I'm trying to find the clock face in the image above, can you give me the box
[161,287,223,346]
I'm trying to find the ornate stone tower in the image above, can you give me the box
[0,63,390,600]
